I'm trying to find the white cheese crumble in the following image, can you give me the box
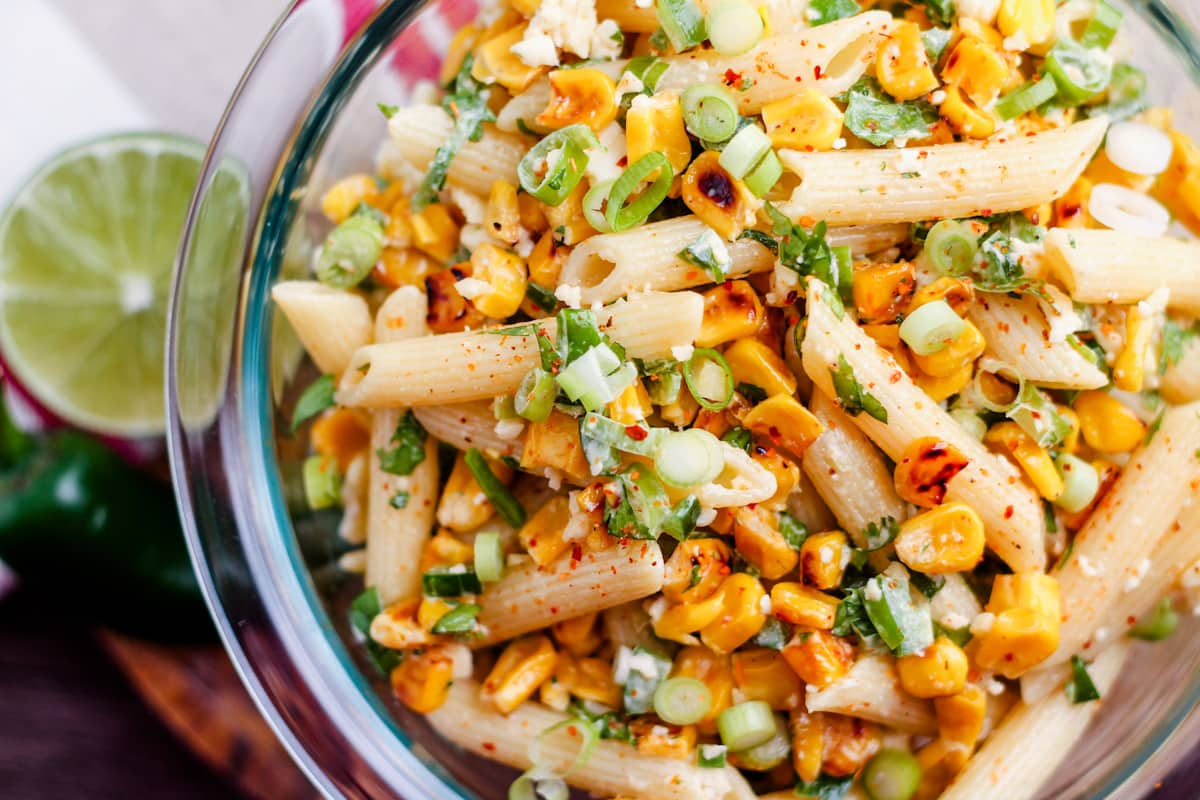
[970,611,996,636]
[646,595,670,623]
[612,646,661,685]
[1002,30,1030,51]
[864,580,883,602]
[454,276,493,300]
[510,32,560,67]
[635,0,652,7]
[584,122,629,184]
[1123,558,1151,593]
[1078,554,1100,578]
[450,187,486,225]
[515,226,536,258]
[1094,626,1110,643]
[930,90,947,106]
[759,594,773,615]
[590,19,623,60]
[458,223,491,252]
[699,744,726,760]
[832,137,848,150]
[555,283,583,308]
[939,612,970,631]
[516,0,601,66]
[985,677,1006,696]
[544,467,565,491]
[696,506,718,527]
[671,344,695,361]
[615,71,644,98]
[494,418,526,441]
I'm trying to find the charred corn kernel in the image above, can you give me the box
[697,280,765,347]
[897,637,969,698]
[551,612,602,657]
[942,37,1009,105]
[383,198,414,248]
[321,174,379,223]
[973,574,1061,678]
[673,646,734,729]
[625,91,692,176]
[482,635,559,713]
[375,247,437,289]
[370,599,433,649]
[789,710,826,782]
[770,583,840,629]
[724,339,798,398]
[474,24,546,93]
[895,502,986,574]
[693,408,733,439]
[700,573,767,654]
[655,591,728,644]
[438,451,502,532]
[743,395,825,459]
[1054,176,1096,228]
[411,204,460,263]
[629,718,697,760]
[606,380,653,425]
[391,646,456,713]
[912,320,986,377]
[983,421,1064,500]
[521,410,591,480]
[997,0,1056,50]
[542,180,593,245]
[733,505,800,580]
[426,265,488,333]
[468,242,528,318]
[877,21,940,102]
[781,628,855,688]
[663,538,734,604]
[800,530,850,590]
[751,444,800,509]
[1074,390,1148,454]
[894,436,970,508]
[421,529,476,571]
[310,408,371,471]
[732,648,804,710]
[822,714,881,777]
[915,362,973,403]
[537,68,619,131]
[681,151,756,240]
[911,277,974,316]
[439,24,480,85]
[1057,406,1081,454]
[1113,305,1153,392]
[485,180,521,245]
[933,684,987,772]
[518,494,572,566]
[418,596,457,631]
[853,261,917,324]
[761,90,845,151]
[556,653,623,707]
[939,84,996,139]
[527,230,567,286]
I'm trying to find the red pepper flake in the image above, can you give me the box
[617,155,628,167]
[550,606,559,614]
[1004,505,1015,519]
[571,543,583,562]
[483,742,496,752]
[723,68,741,87]
[814,65,823,80]
[625,425,649,441]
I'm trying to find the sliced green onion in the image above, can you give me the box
[899,300,966,356]
[653,677,713,725]
[863,748,922,800]
[606,153,673,232]
[697,744,728,768]
[1044,41,1113,106]
[431,603,481,634]
[303,455,341,510]
[682,84,739,142]
[718,125,771,179]
[1131,597,1178,642]
[583,179,615,232]
[653,428,725,488]
[706,0,764,56]
[1066,654,1101,703]
[647,369,683,405]
[995,78,1058,120]
[316,215,385,289]
[1053,453,1100,513]
[616,644,673,712]
[621,466,673,538]
[291,374,336,433]
[743,149,782,197]
[422,567,483,597]
[949,407,987,441]
[716,700,776,751]
[525,281,559,313]
[556,344,638,411]
[465,447,527,527]
[729,713,788,771]
[493,395,519,421]
[661,495,702,540]
[509,771,568,800]
[657,0,707,50]
[863,573,934,657]
[580,412,661,456]
[683,348,734,411]
[555,307,606,366]
[1081,0,1122,49]
[924,220,980,277]
[515,368,557,423]
[529,717,600,777]
[474,532,506,582]
[518,125,599,206]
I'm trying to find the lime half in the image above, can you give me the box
[0,133,207,436]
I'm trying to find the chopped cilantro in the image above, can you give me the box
[863,516,899,551]
[290,374,336,434]
[412,53,495,210]
[377,102,399,119]
[842,78,938,148]
[795,773,854,800]
[805,0,860,26]
[1066,655,1101,703]
[389,490,411,509]
[377,410,428,476]
[831,355,888,423]
[779,512,809,550]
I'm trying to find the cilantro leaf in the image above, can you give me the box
[412,53,495,210]
[795,773,854,800]
[377,410,428,475]
[377,102,400,119]
[863,516,899,551]
[290,374,336,434]
[1066,655,1101,703]
[779,512,809,550]
[842,78,938,147]
[678,228,733,283]
[831,588,878,641]
[920,0,955,26]
[1160,319,1200,374]
[831,355,888,423]
[806,0,860,26]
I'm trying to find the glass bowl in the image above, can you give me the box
[167,0,1200,797]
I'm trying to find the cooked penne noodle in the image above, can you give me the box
[558,216,909,305]
[337,291,703,408]
[387,105,530,196]
[800,280,1046,572]
[271,281,372,376]
[1162,336,1200,404]
[1044,229,1200,314]
[941,642,1129,800]
[778,118,1108,226]
[413,400,524,459]
[474,540,665,647]
[497,14,891,131]
[427,682,754,799]
[786,468,840,534]
[968,293,1108,390]
[805,653,937,734]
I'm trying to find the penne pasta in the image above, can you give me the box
[1162,336,1200,404]
[805,653,937,734]
[786,468,840,534]
[1043,228,1200,314]
[337,291,703,408]
[778,118,1108,226]
[474,540,666,647]
[558,216,909,305]
[967,292,1108,390]
[413,400,525,459]
[800,280,1046,572]
[271,281,372,376]
[387,105,530,196]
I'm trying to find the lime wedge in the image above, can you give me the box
[0,133,208,436]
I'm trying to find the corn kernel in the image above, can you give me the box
[551,612,602,657]
[916,362,973,403]
[877,21,940,102]
[542,180,594,245]
[417,596,457,632]
[606,380,653,425]
[527,230,568,286]
[513,494,570,565]
[800,530,850,590]
[933,684,987,772]
[724,338,798,398]
[439,451,506,532]
[391,646,456,713]
[485,180,522,245]
[853,261,917,325]
[743,395,825,459]
[672,646,734,730]
[482,635,559,713]
[540,677,571,711]
[321,174,379,224]
[1054,176,1097,228]
[521,410,591,480]
[893,436,970,508]
[897,636,969,698]
[751,444,800,509]
[942,37,1009,105]
[895,502,986,574]
[625,91,692,176]
[1057,406,1081,454]
[972,574,1061,678]
[420,529,475,572]
[789,710,826,782]
[426,265,488,333]
[1113,304,1153,393]
[939,84,996,139]
[467,242,528,319]
[475,24,546,93]
[912,320,986,377]
[761,90,845,151]
[537,68,619,131]
[310,408,371,471]
[733,505,800,580]
[663,539,733,605]
[697,280,765,347]
[911,277,974,316]
[822,715,881,777]
[411,204,461,263]
[629,718,697,760]
[781,628,855,688]
[997,0,1056,50]
[556,652,623,707]
[700,573,767,654]
[654,591,728,644]
[659,385,700,427]
[681,151,756,240]
[439,25,480,85]
[732,648,804,710]
[370,598,432,650]
[771,582,840,629]
[983,421,1064,500]
[375,247,437,289]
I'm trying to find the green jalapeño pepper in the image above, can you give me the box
[0,394,211,641]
